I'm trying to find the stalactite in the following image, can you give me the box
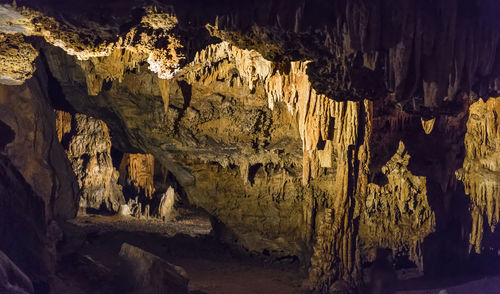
[456,97,500,253]
[421,117,436,135]
[120,153,156,199]
[306,100,372,291]
[158,78,171,113]
[77,48,144,95]
[55,110,71,142]
[182,42,372,289]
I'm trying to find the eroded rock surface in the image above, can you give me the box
[1,0,500,292]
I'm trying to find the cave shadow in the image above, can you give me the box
[0,120,15,151]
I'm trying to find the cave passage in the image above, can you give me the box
[0,1,500,294]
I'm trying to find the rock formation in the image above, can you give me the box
[457,97,500,253]
[0,70,78,290]
[158,187,176,221]
[0,0,500,292]
[361,141,435,272]
[56,111,125,212]
[119,153,156,199]
[0,33,37,85]
[118,243,189,294]
[0,80,79,220]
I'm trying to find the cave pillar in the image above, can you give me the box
[308,100,372,292]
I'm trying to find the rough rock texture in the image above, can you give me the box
[56,111,125,212]
[38,38,472,291]
[0,3,183,84]
[118,243,189,294]
[0,33,37,85]
[457,97,500,253]
[0,250,34,294]
[3,1,500,113]
[2,0,500,292]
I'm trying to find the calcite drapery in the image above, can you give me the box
[457,97,500,253]
[119,153,156,199]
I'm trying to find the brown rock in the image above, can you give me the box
[118,243,189,294]
[61,112,125,212]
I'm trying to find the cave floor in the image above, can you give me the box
[52,211,500,294]
[53,211,305,294]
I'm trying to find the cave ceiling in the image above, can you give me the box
[1,0,500,292]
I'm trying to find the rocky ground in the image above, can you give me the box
[53,210,305,294]
[48,209,500,294]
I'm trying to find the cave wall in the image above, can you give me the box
[0,1,500,292]
[0,67,79,288]
[0,75,79,220]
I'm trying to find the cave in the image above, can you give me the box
[0,0,500,293]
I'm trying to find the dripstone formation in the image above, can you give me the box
[0,0,499,293]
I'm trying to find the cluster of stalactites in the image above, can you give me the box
[266,61,367,186]
[456,97,500,253]
[120,153,156,199]
[0,4,184,92]
[77,48,145,95]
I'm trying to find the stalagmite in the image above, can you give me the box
[158,187,176,221]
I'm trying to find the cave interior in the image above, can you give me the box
[0,0,500,293]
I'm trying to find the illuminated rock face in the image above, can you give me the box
[56,111,125,212]
[457,98,500,253]
[1,0,500,291]
[0,33,37,85]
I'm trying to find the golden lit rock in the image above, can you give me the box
[120,153,156,199]
[457,97,500,253]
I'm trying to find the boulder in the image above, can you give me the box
[118,243,189,294]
